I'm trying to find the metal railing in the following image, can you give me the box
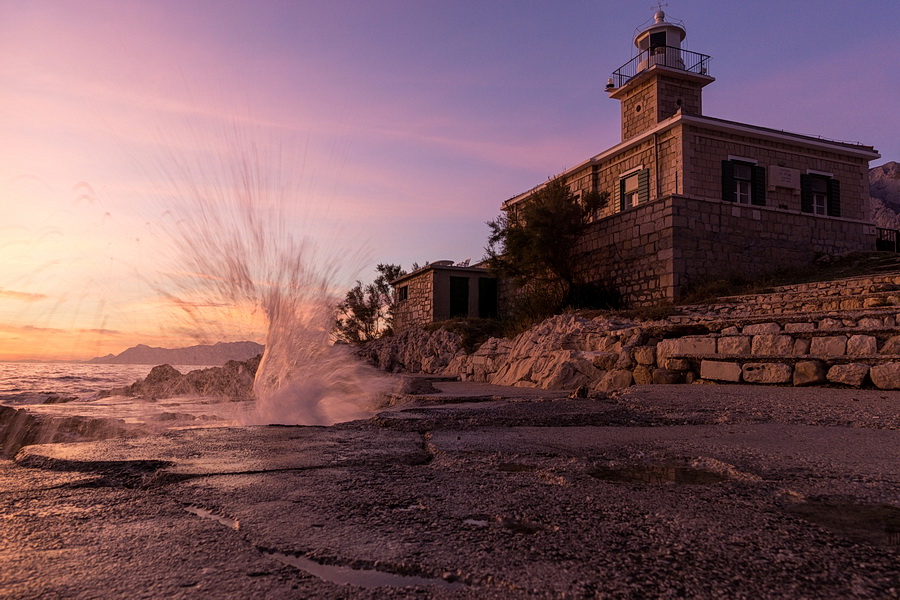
[876,227,900,253]
[610,46,711,89]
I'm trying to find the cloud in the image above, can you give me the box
[0,289,48,302]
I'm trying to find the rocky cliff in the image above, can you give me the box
[870,161,900,229]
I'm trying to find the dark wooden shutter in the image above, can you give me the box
[721,160,735,202]
[619,178,626,212]
[751,165,766,206]
[638,169,650,204]
[800,174,812,213]
[827,178,841,217]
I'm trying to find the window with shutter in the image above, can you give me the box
[722,160,765,205]
[619,169,650,210]
[801,174,840,217]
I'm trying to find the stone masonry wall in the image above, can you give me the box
[392,270,434,332]
[672,197,875,293]
[684,124,871,221]
[574,198,676,305]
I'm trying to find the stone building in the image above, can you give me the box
[391,261,498,332]
[504,10,881,306]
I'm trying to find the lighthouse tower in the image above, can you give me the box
[606,10,714,141]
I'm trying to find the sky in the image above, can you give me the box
[1,0,898,361]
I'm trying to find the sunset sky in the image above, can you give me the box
[1,0,898,361]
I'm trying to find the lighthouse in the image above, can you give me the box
[606,10,714,142]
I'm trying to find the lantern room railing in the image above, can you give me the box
[610,46,711,89]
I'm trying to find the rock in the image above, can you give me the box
[742,363,792,384]
[869,362,900,390]
[718,336,751,355]
[596,369,633,392]
[810,336,848,356]
[743,322,781,334]
[651,369,683,384]
[397,377,439,395]
[793,361,826,386]
[720,326,740,335]
[700,361,742,383]
[857,317,884,328]
[793,338,811,355]
[881,335,900,354]
[846,335,877,356]
[657,337,716,360]
[826,363,869,387]
[591,352,619,371]
[632,346,656,365]
[662,357,692,371]
[632,365,653,385]
[751,335,793,356]
[819,318,843,329]
[784,322,816,332]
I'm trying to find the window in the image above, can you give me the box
[397,285,408,302]
[801,173,840,217]
[618,168,649,211]
[733,162,753,205]
[721,160,766,206]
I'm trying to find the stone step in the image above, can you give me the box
[676,292,900,320]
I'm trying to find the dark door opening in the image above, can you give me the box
[478,277,498,319]
[449,277,469,318]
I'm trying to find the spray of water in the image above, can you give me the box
[151,127,392,425]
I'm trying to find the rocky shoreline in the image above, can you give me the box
[1,382,898,598]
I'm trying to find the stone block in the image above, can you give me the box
[662,357,692,371]
[870,363,900,390]
[751,335,794,356]
[632,365,653,385]
[847,335,877,356]
[700,360,742,382]
[819,318,843,329]
[615,351,637,370]
[657,337,716,359]
[857,317,884,328]
[792,338,811,355]
[717,336,751,355]
[743,322,781,334]
[784,322,816,332]
[810,336,848,356]
[826,363,869,387]
[720,326,740,335]
[742,363,792,384]
[881,335,900,355]
[633,345,656,365]
[793,360,826,386]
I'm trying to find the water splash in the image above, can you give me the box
[153,127,391,425]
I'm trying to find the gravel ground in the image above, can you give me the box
[1,383,898,598]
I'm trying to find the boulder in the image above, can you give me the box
[632,346,656,365]
[870,362,900,390]
[881,335,900,355]
[700,361,741,382]
[810,336,848,356]
[596,369,633,392]
[743,322,781,334]
[793,360,826,386]
[847,335,878,356]
[751,335,793,356]
[717,336,751,355]
[826,363,869,387]
[742,363,792,384]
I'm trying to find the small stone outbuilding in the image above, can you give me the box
[392,261,498,333]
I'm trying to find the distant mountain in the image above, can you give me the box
[87,341,264,365]
[871,161,900,229]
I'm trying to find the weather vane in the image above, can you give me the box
[653,1,669,11]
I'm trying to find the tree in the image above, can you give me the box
[485,177,612,316]
[335,263,406,344]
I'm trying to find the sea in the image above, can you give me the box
[0,362,252,430]
[0,362,207,404]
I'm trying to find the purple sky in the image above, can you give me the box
[1,0,897,359]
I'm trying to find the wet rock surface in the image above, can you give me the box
[1,383,899,598]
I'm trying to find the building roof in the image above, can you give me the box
[390,261,491,286]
